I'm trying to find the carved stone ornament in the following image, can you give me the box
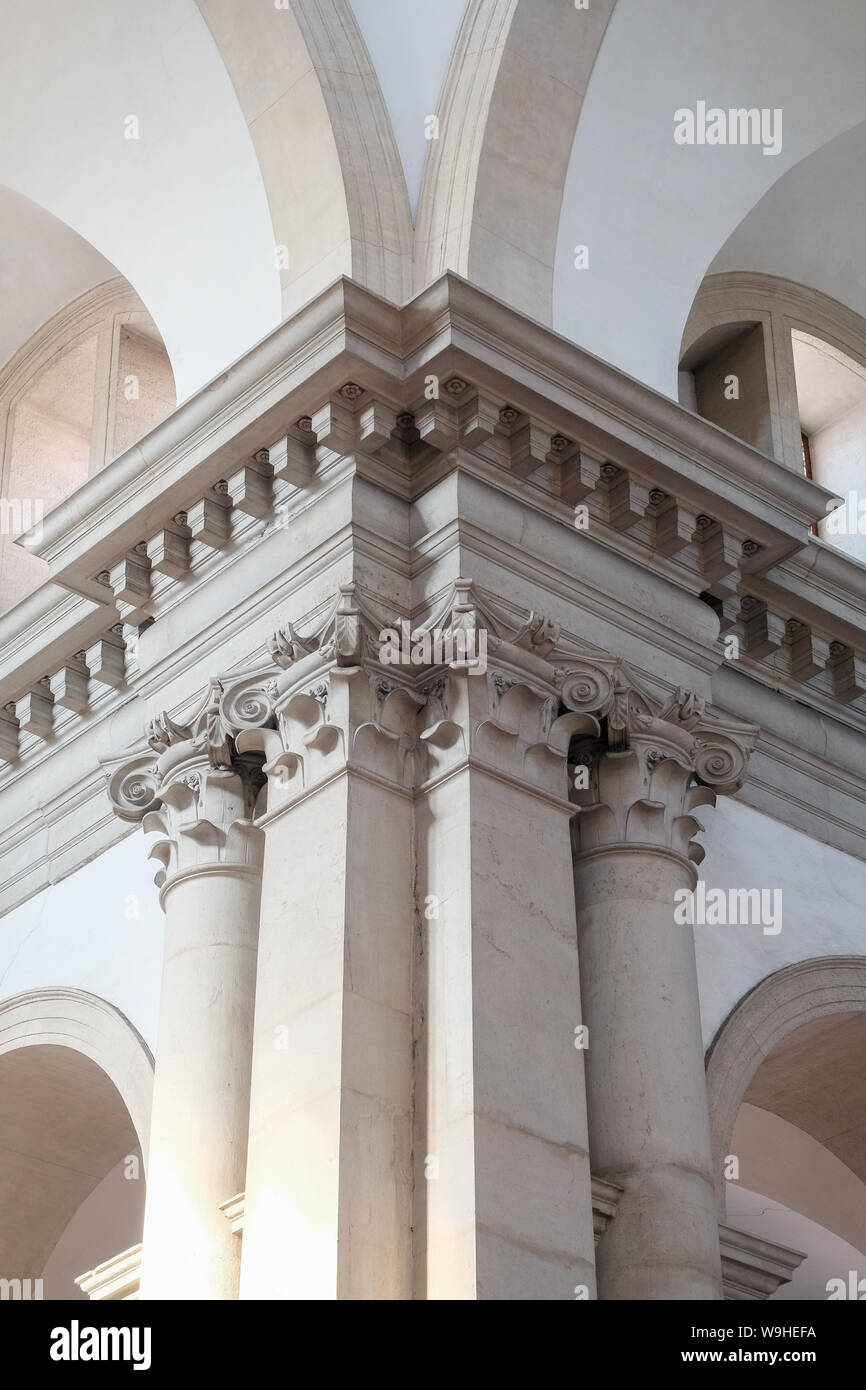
[562,661,758,866]
[105,581,759,850]
[102,667,280,891]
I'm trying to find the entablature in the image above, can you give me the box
[0,275,864,882]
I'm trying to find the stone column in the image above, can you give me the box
[413,587,599,1300]
[105,680,269,1299]
[569,676,757,1299]
[237,581,600,1301]
[237,587,420,1300]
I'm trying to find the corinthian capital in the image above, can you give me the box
[567,670,758,866]
[142,755,265,899]
[103,668,277,895]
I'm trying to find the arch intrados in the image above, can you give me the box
[706,957,866,1210]
[0,987,154,1165]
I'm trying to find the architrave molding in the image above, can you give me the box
[75,1243,142,1301]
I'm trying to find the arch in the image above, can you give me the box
[711,120,866,330]
[682,272,866,379]
[551,0,866,394]
[705,957,866,1213]
[0,987,154,1165]
[0,277,175,477]
[414,0,616,318]
[0,0,280,398]
[681,271,866,476]
[196,0,413,313]
[0,277,176,613]
[729,1103,866,1259]
[0,188,118,376]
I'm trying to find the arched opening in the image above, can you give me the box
[679,319,774,457]
[792,331,866,561]
[0,987,154,1300]
[0,1044,145,1299]
[681,270,866,513]
[707,959,866,1300]
[0,280,176,614]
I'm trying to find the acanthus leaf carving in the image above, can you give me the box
[104,586,759,865]
[146,712,192,755]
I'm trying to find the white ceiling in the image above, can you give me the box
[6,0,866,406]
[0,1045,137,1279]
[713,120,866,326]
[0,189,116,374]
[792,331,866,436]
[553,0,866,396]
[349,0,467,217]
[728,1183,866,1300]
[0,0,279,399]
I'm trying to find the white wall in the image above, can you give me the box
[553,0,866,394]
[712,121,866,327]
[0,191,117,373]
[695,796,866,1047]
[0,832,163,1051]
[811,400,866,565]
[41,1152,145,1300]
[728,1185,866,1301]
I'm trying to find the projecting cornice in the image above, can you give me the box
[26,272,834,595]
[2,273,866,882]
[2,272,856,771]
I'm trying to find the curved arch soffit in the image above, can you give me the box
[0,987,154,1169]
[196,0,413,313]
[0,277,170,497]
[0,277,158,411]
[682,271,866,379]
[705,956,866,1211]
[414,0,616,319]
